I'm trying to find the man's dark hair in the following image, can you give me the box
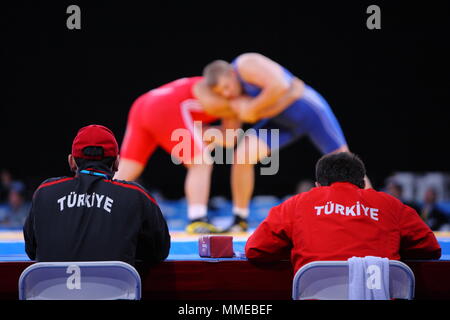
[74,146,116,169]
[315,152,366,189]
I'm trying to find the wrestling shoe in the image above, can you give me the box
[224,215,248,233]
[185,218,222,234]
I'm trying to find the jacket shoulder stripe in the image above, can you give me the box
[36,177,74,191]
[33,177,75,198]
[104,180,157,204]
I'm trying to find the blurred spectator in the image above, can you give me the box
[0,181,30,228]
[420,187,450,231]
[296,179,315,194]
[385,178,420,212]
[0,169,13,203]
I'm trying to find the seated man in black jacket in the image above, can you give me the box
[23,124,170,266]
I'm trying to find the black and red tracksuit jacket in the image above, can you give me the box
[246,182,441,274]
[23,167,170,266]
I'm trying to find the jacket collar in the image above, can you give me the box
[329,182,360,189]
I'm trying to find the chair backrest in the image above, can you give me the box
[292,260,415,300]
[18,261,141,300]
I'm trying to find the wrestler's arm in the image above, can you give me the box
[233,53,294,121]
[193,79,238,119]
[254,77,304,120]
[203,117,242,148]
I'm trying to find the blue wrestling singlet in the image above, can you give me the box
[231,58,347,154]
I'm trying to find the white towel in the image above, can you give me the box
[348,256,390,300]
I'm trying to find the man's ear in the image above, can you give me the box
[68,154,77,172]
[315,181,321,188]
[112,156,120,172]
[362,178,367,189]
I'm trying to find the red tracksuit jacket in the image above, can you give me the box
[245,182,441,274]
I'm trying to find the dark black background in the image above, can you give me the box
[1,1,449,199]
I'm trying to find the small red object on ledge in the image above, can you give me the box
[198,235,234,258]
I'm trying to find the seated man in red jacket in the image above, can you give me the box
[245,152,441,275]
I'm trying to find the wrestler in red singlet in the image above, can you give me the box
[121,77,219,165]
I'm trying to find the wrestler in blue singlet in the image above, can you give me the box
[231,59,347,154]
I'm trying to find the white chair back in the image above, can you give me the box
[292,260,415,300]
[18,261,142,300]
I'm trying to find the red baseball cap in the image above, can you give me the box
[72,124,119,159]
